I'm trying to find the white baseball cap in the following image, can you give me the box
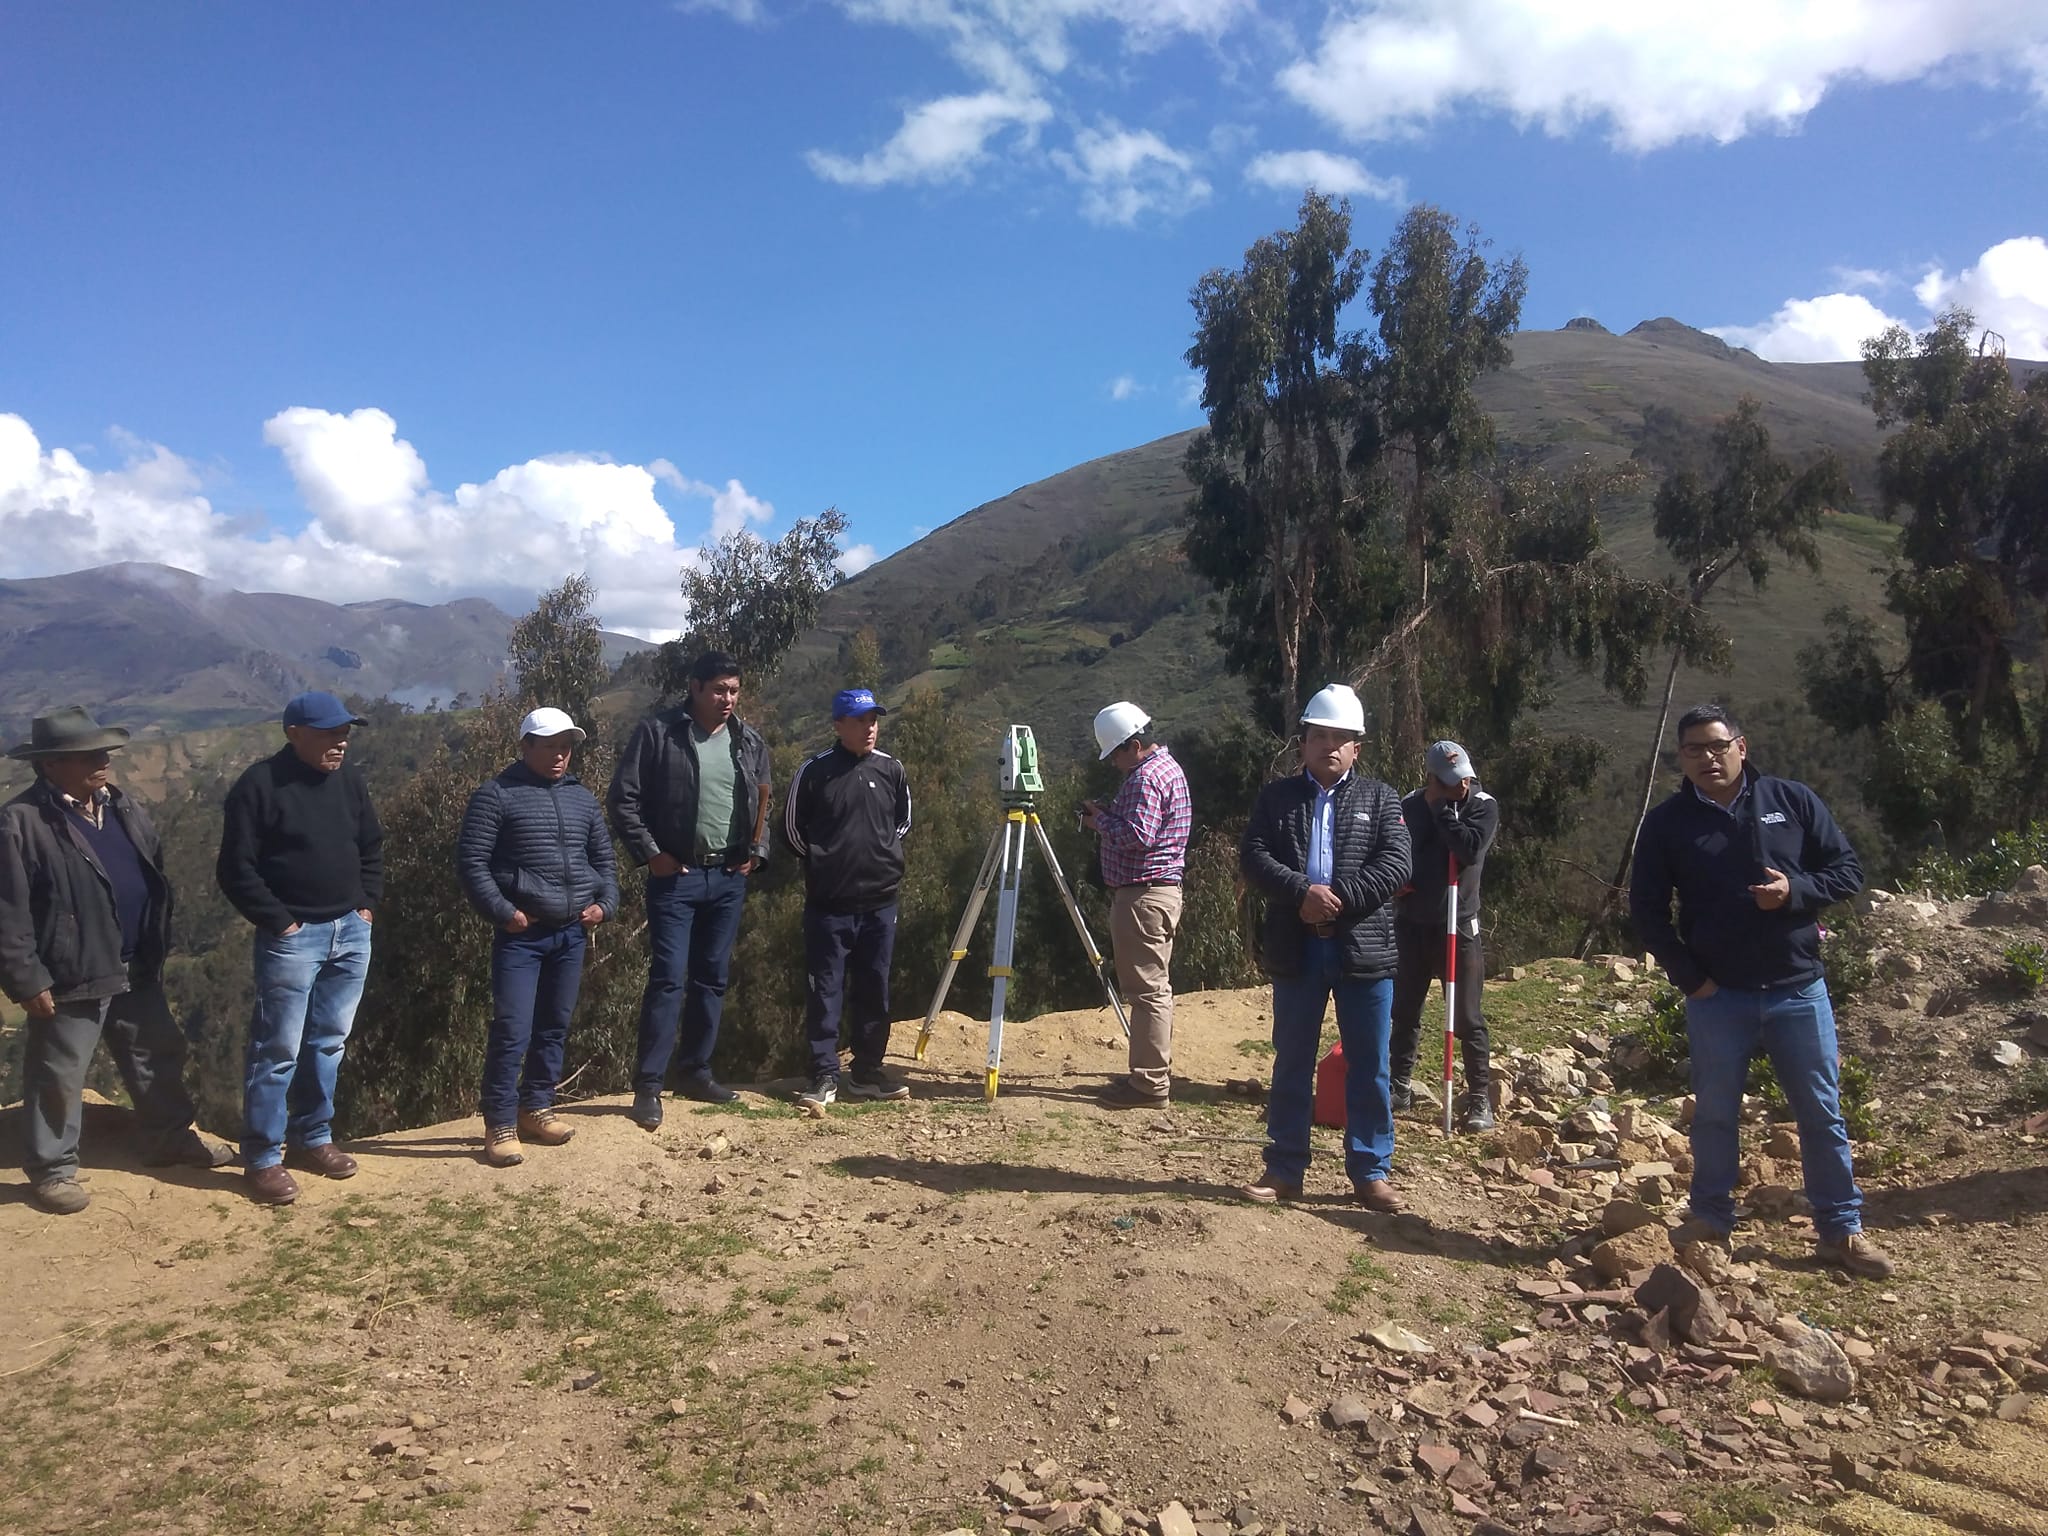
[519,707,586,742]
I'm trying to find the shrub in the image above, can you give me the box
[2005,939,2048,993]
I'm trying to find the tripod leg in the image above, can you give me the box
[1028,815,1132,1038]
[984,811,1029,1100]
[916,824,1006,1061]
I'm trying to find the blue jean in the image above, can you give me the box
[1263,937,1395,1186]
[243,913,372,1169]
[1685,977,1863,1239]
[634,867,748,1091]
[480,923,588,1126]
[804,904,898,1079]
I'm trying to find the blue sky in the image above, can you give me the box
[2,1,2044,637]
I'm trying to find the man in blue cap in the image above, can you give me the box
[217,691,384,1205]
[783,687,913,1109]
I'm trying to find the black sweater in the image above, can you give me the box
[217,747,385,932]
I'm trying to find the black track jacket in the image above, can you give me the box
[783,744,911,914]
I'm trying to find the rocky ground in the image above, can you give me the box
[3,876,2047,1536]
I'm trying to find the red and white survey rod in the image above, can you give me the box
[1442,853,1460,1137]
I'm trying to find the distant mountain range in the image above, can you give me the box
[0,563,651,734]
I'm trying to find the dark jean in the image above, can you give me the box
[1389,920,1492,1092]
[1685,977,1863,1239]
[480,923,588,1126]
[1263,936,1396,1187]
[804,903,899,1080]
[21,984,199,1183]
[244,913,372,1169]
[633,866,747,1092]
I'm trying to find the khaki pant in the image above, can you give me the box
[1110,884,1182,1099]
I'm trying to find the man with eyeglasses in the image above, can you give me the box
[1629,704,1892,1278]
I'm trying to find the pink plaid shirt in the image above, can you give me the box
[1096,746,1191,886]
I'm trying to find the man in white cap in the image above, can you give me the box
[1239,684,1412,1211]
[1389,740,1499,1132]
[456,708,619,1167]
[1082,701,1192,1108]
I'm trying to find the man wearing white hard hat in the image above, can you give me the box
[1239,683,1413,1211]
[1082,701,1192,1107]
[456,707,619,1167]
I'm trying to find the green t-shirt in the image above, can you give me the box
[691,720,736,860]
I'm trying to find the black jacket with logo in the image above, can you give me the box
[607,707,774,869]
[0,779,172,1003]
[1628,766,1862,995]
[783,744,911,914]
[1240,772,1411,981]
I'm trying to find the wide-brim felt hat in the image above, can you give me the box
[6,705,132,759]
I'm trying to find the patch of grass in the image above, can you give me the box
[1749,1052,1879,1142]
[2007,1060,2048,1115]
[1329,1252,1392,1315]
[1680,1483,1784,1536]
[2006,939,2048,993]
[1235,1037,1276,1058]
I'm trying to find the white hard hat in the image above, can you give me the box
[1093,701,1151,761]
[519,706,586,742]
[1300,683,1365,734]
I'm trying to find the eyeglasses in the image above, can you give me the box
[1679,738,1742,760]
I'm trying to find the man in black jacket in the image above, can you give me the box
[784,687,913,1110]
[2,707,231,1214]
[1239,684,1413,1212]
[608,651,773,1128]
[217,691,384,1206]
[457,707,620,1166]
[1629,704,1892,1279]
[1389,740,1499,1133]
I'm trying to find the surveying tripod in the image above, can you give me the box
[913,725,1130,1100]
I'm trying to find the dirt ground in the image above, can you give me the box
[3,897,2047,1536]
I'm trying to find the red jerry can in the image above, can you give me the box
[1313,1040,1346,1129]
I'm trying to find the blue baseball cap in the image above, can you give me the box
[283,691,368,730]
[832,687,888,720]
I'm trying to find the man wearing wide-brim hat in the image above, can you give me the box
[0,706,233,1214]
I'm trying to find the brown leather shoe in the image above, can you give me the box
[1241,1176,1303,1205]
[288,1143,359,1179]
[516,1109,575,1146]
[1352,1179,1406,1213]
[247,1165,299,1206]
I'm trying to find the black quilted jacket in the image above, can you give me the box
[456,763,619,930]
[1240,771,1412,980]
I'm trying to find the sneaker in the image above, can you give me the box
[1389,1079,1415,1113]
[483,1125,525,1168]
[630,1090,664,1131]
[797,1074,838,1112]
[1098,1077,1167,1111]
[677,1073,739,1105]
[845,1068,911,1102]
[142,1127,235,1169]
[516,1109,575,1146]
[1458,1095,1496,1134]
[30,1176,89,1215]
[1814,1231,1895,1280]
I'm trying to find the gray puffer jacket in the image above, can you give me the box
[456,763,620,930]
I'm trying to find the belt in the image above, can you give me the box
[1113,881,1181,890]
[1312,921,1338,938]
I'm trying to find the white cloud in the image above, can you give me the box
[673,0,768,22]
[1109,374,1142,401]
[807,91,1051,187]
[1243,148,1406,203]
[1177,373,1204,409]
[1914,236,2048,358]
[1279,0,2048,152]
[1829,265,1892,293]
[1053,123,1210,225]
[0,409,823,642]
[1710,293,1907,364]
[1712,234,2048,362]
[837,542,879,576]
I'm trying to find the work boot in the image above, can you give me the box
[142,1127,235,1169]
[517,1109,575,1146]
[677,1072,738,1105]
[30,1177,90,1215]
[1352,1179,1407,1213]
[246,1165,299,1206]
[797,1074,837,1112]
[1814,1231,1895,1280]
[845,1067,911,1102]
[630,1089,664,1131]
[1240,1173,1302,1205]
[483,1125,525,1168]
[1097,1077,1166,1110]
[288,1143,358,1179]
[1672,1214,1733,1254]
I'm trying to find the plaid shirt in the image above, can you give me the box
[1095,746,1191,886]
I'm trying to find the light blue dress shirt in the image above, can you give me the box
[1305,768,1352,886]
